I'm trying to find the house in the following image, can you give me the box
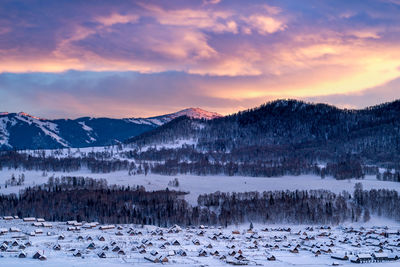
[176,249,187,256]
[372,252,388,262]
[159,255,169,263]
[228,249,236,256]
[18,251,27,258]
[118,250,125,255]
[210,249,220,256]
[226,256,249,266]
[0,244,8,251]
[53,244,61,251]
[331,253,348,261]
[33,251,46,261]
[351,254,372,263]
[192,239,200,245]
[39,255,47,261]
[0,228,8,234]
[235,254,246,261]
[34,229,43,234]
[311,248,321,255]
[58,234,65,240]
[19,244,26,250]
[10,227,21,232]
[98,252,107,258]
[198,249,207,257]
[320,246,332,253]
[267,255,276,261]
[23,217,36,222]
[3,216,13,220]
[73,251,82,257]
[210,235,218,240]
[102,245,109,251]
[112,246,120,252]
[87,242,96,250]
[197,230,205,236]
[290,247,299,253]
[98,236,105,241]
[144,255,159,263]
[99,225,115,230]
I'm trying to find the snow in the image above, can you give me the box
[166,108,221,120]
[138,139,197,152]
[78,121,93,132]
[0,218,399,266]
[0,117,16,147]
[1,169,400,206]
[78,122,97,143]
[14,113,70,147]
[125,118,156,126]
[126,108,221,127]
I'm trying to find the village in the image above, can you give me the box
[0,216,399,266]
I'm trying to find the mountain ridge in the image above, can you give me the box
[127,99,400,166]
[0,107,221,150]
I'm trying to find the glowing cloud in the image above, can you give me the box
[0,0,400,118]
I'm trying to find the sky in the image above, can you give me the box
[1,0,400,118]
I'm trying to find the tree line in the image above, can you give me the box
[0,179,399,226]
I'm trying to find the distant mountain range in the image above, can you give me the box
[0,108,221,150]
[5,98,400,167]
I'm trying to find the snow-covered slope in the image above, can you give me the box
[0,108,221,150]
[127,108,222,126]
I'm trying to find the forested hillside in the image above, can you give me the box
[128,100,400,170]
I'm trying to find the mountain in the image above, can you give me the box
[126,108,221,126]
[128,99,400,165]
[0,108,221,150]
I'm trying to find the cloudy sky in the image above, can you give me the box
[1,0,400,118]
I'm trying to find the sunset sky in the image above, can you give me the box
[1,0,400,118]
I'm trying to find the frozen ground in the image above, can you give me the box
[0,217,399,266]
[1,169,400,205]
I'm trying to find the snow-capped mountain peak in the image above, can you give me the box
[167,107,222,120]
[17,112,43,120]
[128,108,222,126]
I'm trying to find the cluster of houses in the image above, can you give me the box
[1,216,400,265]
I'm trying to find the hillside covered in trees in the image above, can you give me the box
[126,99,400,174]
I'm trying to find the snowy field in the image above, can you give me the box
[1,169,400,205]
[0,217,399,267]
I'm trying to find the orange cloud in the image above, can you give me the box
[95,13,139,26]
[244,15,286,35]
